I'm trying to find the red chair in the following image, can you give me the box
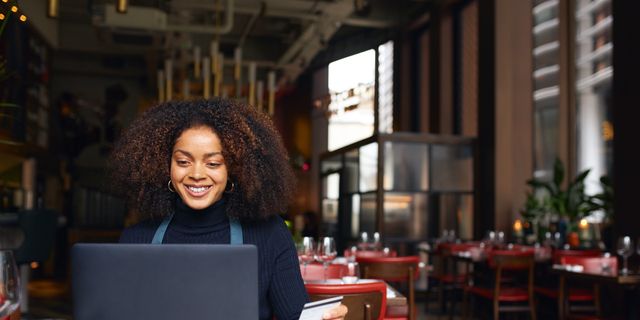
[557,255,619,320]
[536,250,604,319]
[305,282,388,320]
[461,250,536,320]
[358,256,420,320]
[344,248,398,259]
[428,244,475,317]
[300,262,342,281]
[553,249,602,264]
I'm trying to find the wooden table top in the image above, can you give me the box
[548,266,640,285]
[305,279,407,306]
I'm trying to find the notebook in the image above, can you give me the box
[71,243,258,320]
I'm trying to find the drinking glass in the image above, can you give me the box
[0,251,20,318]
[448,230,456,243]
[316,237,337,283]
[340,262,360,284]
[358,232,369,250]
[554,232,562,249]
[347,246,358,263]
[297,237,315,282]
[441,230,449,243]
[497,231,505,245]
[617,236,634,274]
[370,232,382,251]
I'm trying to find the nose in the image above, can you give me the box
[190,163,206,180]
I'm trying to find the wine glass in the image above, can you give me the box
[441,230,449,243]
[617,236,634,275]
[316,237,337,283]
[370,232,382,251]
[554,232,562,249]
[358,232,369,250]
[496,231,505,246]
[0,251,20,318]
[297,237,315,282]
[340,262,360,284]
[448,230,456,243]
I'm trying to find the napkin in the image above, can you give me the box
[387,288,396,298]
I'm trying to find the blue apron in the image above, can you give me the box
[151,212,244,244]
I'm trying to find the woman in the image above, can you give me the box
[109,98,347,320]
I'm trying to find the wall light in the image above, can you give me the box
[0,14,5,20]
[46,0,59,18]
[20,15,26,21]
[116,0,127,13]
[11,6,18,12]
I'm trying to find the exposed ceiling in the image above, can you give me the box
[57,0,431,83]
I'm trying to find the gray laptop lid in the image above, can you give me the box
[71,243,258,320]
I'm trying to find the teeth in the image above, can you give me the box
[188,186,208,193]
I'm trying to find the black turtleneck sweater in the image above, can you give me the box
[119,196,309,320]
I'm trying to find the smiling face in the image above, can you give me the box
[170,126,228,210]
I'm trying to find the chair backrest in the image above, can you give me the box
[552,249,601,264]
[344,249,398,259]
[488,250,534,270]
[357,256,420,320]
[13,209,59,265]
[560,255,618,272]
[305,282,387,320]
[301,263,342,280]
[357,256,420,281]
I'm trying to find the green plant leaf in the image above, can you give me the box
[553,158,564,188]
[0,103,21,108]
[0,113,14,119]
[0,139,22,146]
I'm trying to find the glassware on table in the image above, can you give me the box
[496,231,505,245]
[358,232,369,250]
[601,252,613,273]
[441,230,449,243]
[617,236,634,275]
[554,232,562,249]
[316,237,337,283]
[370,232,382,250]
[448,230,456,243]
[340,262,360,284]
[297,237,315,282]
[347,246,357,263]
[0,251,20,318]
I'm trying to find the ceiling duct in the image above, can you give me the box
[92,0,235,34]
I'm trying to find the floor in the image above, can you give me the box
[23,280,481,320]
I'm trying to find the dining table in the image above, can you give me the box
[305,279,407,307]
[548,265,640,320]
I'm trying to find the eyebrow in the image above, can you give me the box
[173,150,222,157]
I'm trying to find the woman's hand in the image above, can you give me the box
[322,303,348,320]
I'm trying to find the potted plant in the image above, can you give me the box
[526,158,594,247]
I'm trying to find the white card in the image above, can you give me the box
[299,295,343,320]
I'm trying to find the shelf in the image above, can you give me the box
[533,40,559,57]
[577,42,613,67]
[576,15,613,42]
[576,0,611,20]
[533,85,559,102]
[576,66,613,91]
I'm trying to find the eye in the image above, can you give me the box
[176,160,189,165]
[208,163,221,167]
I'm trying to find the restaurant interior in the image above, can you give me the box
[0,0,639,319]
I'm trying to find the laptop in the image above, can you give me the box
[71,243,258,320]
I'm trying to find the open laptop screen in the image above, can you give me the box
[71,243,258,320]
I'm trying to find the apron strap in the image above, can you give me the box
[152,211,243,244]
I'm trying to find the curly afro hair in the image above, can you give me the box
[108,98,296,222]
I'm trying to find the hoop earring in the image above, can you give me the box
[168,180,176,193]
[224,181,234,193]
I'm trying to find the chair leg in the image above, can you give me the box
[594,284,601,316]
[448,289,455,320]
[469,294,475,320]
[529,297,537,320]
[462,290,468,320]
[19,264,29,313]
[493,300,499,320]
[437,280,444,316]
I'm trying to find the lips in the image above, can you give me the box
[184,185,212,197]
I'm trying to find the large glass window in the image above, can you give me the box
[327,50,375,151]
[532,0,561,181]
[575,0,613,195]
